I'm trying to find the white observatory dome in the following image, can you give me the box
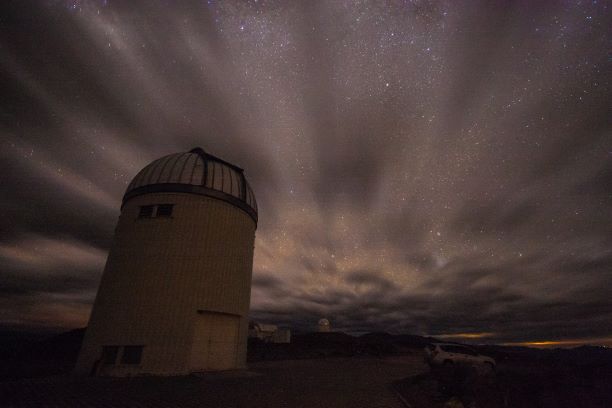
[124,147,257,222]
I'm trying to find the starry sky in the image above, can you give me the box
[1,0,611,346]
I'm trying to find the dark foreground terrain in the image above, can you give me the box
[395,355,612,408]
[1,329,611,407]
[0,356,419,408]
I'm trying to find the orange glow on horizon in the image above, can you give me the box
[502,337,612,348]
[435,332,495,340]
[432,333,612,348]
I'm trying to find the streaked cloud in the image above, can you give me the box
[0,0,610,345]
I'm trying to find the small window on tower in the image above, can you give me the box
[101,345,120,365]
[138,205,154,218]
[121,345,144,364]
[156,204,174,217]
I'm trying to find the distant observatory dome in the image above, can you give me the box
[125,147,257,222]
[76,147,257,376]
[318,318,331,332]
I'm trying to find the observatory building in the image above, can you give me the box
[75,148,257,376]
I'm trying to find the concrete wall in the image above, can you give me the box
[75,192,256,376]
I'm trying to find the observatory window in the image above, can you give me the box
[156,204,174,217]
[137,204,173,219]
[121,345,143,364]
[138,205,154,218]
[101,346,120,365]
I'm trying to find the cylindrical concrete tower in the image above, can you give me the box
[75,148,257,376]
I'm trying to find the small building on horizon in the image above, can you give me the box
[318,318,331,332]
[249,321,291,343]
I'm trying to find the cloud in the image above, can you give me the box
[0,0,610,344]
[0,235,106,273]
[0,235,105,329]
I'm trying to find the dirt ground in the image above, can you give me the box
[3,333,611,407]
[0,355,428,407]
[394,358,612,408]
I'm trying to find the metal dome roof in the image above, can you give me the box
[124,148,257,223]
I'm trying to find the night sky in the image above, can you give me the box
[1,0,611,346]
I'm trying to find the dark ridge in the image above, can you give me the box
[0,328,85,380]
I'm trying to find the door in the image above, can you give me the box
[190,312,240,371]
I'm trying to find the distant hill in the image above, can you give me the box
[248,331,437,361]
[0,328,85,379]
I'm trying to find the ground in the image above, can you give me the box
[0,355,426,408]
[2,331,612,407]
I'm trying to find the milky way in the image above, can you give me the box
[1,0,610,345]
